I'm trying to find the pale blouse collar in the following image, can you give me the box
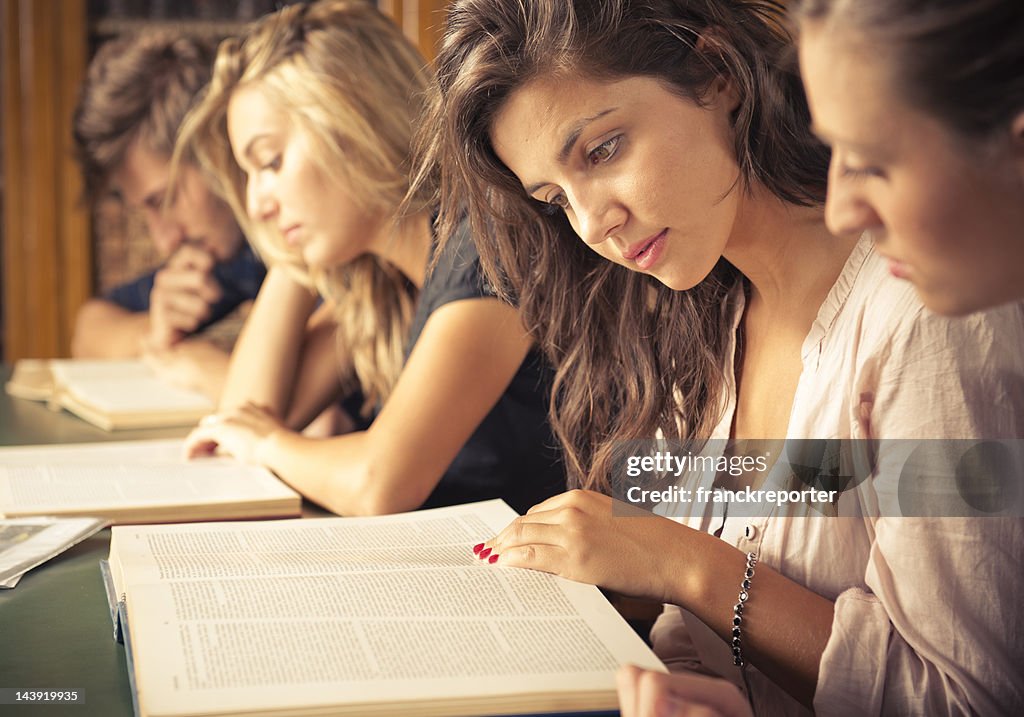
[801,234,875,361]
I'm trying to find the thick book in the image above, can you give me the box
[0,440,301,524]
[5,358,214,430]
[105,499,665,717]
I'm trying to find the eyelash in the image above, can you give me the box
[539,135,622,213]
[838,163,883,180]
[261,156,282,172]
[587,135,620,165]
[540,193,569,215]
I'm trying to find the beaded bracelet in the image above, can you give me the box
[731,551,758,667]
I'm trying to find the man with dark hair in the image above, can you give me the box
[71,31,265,399]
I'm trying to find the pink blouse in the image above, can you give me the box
[649,237,1024,715]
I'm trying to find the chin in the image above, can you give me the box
[304,248,355,273]
[916,284,998,318]
[649,267,707,293]
[661,277,702,292]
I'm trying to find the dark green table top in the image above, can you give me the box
[0,364,188,717]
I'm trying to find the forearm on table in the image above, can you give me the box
[72,299,150,358]
[257,429,392,516]
[259,298,538,517]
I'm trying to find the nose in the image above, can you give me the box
[572,184,627,247]
[246,175,278,223]
[824,156,882,238]
[146,211,187,257]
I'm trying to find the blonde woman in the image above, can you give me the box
[180,1,564,516]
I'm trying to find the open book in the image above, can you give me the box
[105,499,665,717]
[5,358,213,430]
[0,440,301,524]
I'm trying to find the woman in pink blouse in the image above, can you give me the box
[422,0,1024,714]
[620,0,1024,712]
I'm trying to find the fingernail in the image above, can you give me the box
[488,554,499,564]
[472,542,485,554]
[479,547,492,560]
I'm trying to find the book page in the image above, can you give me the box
[4,359,55,401]
[113,501,664,717]
[50,359,213,414]
[0,440,299,521]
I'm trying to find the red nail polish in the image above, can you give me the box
[472,542,485,554]
[479,547,492,560]
[488,554,499,564]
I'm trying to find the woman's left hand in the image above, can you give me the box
[617,665,753,717]
[477,489,692,603]
[184,403,289,465]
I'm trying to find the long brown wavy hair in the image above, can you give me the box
[418,0,829,491]
[177,0,436,411]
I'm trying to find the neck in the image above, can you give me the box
[367,209,434,289]
[723,185,857,323]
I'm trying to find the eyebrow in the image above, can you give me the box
[809,122,886,155]
[523,107,617,195]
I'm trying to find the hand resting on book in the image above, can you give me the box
[185,402,285,465]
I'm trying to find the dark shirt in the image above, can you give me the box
[407,220,566,514]
[104,243,266,335]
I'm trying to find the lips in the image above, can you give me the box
[886,258,911,280]
[622,230,668,271]
[876,248,911,280]
[281,225,302,247]
[623,231,665,261]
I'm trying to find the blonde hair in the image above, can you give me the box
[176,0,436,412]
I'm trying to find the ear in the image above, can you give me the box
[710,72,741,114]
[695,31,741,113]
[1012,110,1024,154]
[1011,110,1024,182]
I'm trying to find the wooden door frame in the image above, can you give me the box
[379,0,450,63]
[2,0,91,361]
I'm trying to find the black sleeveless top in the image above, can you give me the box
[405,219,566,514]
